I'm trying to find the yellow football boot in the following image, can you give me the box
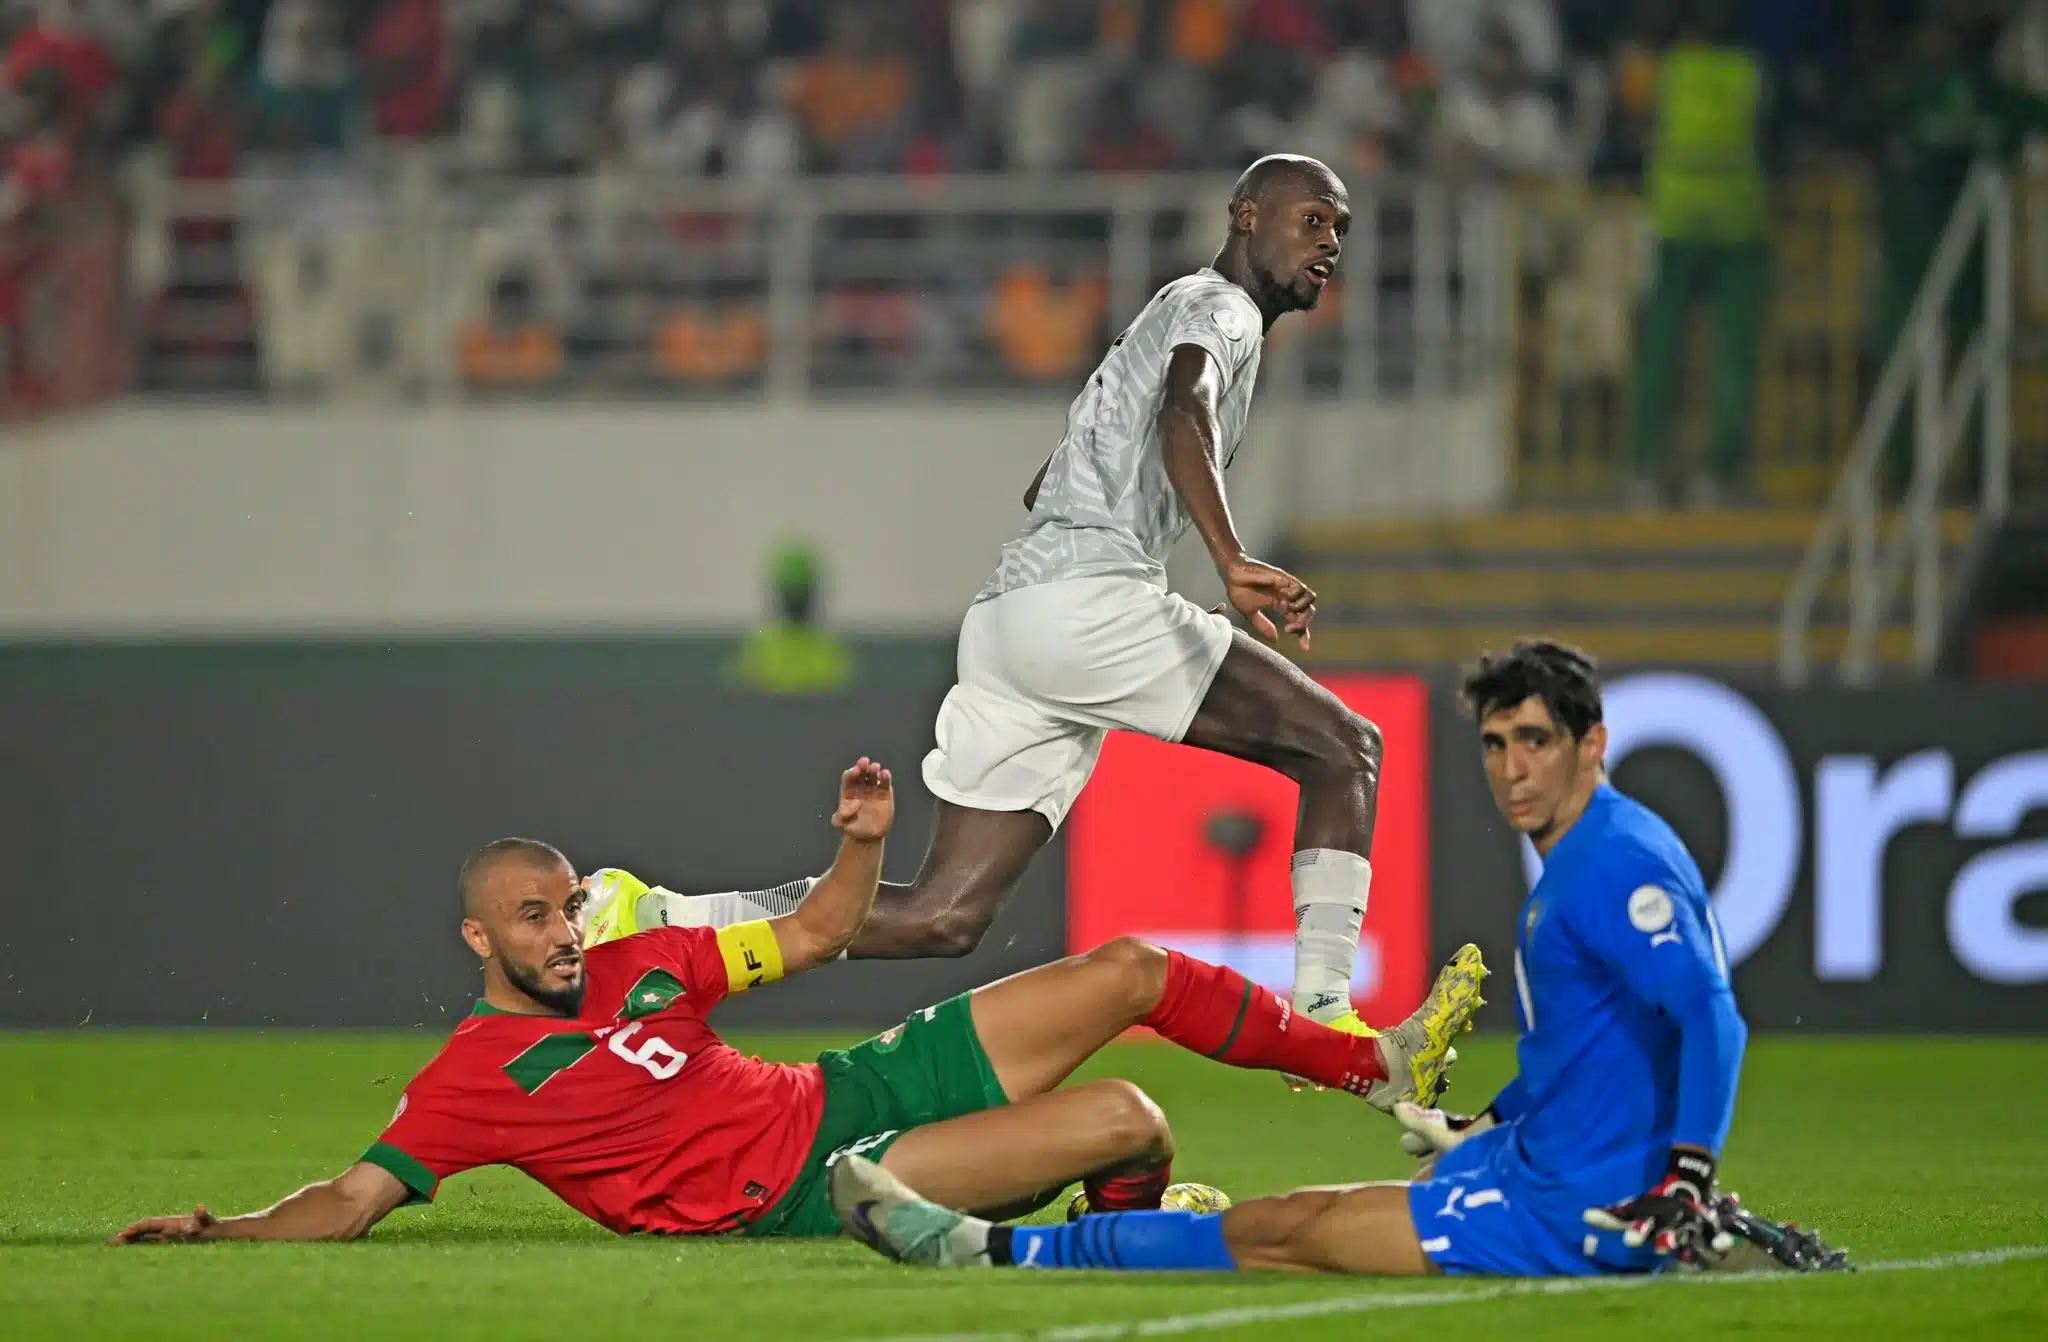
[1065,1183,1232,1220]
[1362,944,1487,1111]
[581,868,650,948]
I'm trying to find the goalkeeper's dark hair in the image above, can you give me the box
[458,837,572,916]
[1459,640,1603,740]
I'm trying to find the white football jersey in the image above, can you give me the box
[976,269,1265,601]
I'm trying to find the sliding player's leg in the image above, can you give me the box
[876,1079,1171,1219]
[831,1154,1436,1275]
[744,985,1161,1236]
[1180,631,1386,1033]
[966,936,1486,1113]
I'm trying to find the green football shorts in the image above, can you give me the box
[745,992,1009,1238]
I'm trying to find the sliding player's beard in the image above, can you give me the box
[503,951,588,1016]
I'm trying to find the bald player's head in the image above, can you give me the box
[458,837,572,918]
[1218,154,1349,318]
[1228,154,1342,221]
[457,837,589,1016]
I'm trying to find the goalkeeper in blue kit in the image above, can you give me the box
[835,641,1848,1277]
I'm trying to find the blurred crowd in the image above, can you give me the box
[0,0,2027,425]
[0,0,1948,187]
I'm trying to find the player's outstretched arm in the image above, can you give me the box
[109,1160,407,1245]
[1156,345,1316,647]
[768,758,894,975]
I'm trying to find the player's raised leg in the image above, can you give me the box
[846,802,1051,958]
[1181,630,1386,1032]
[869,935,1481,1223]
[962,936,1481,1111]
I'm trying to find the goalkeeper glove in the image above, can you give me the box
[1393,1101,1496,1158]
[1583,1146,1735,1265]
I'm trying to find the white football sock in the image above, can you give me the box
[1290,849,1371,1021]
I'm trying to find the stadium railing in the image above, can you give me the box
[123,165,1508,407]
[1505,171,1873,506]
[1780,162,2015,686]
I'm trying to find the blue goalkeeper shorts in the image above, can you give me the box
[1406,1125,1662,1277]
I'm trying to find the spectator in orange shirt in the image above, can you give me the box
[459,270,564,388]
[1170,0,1235,69]
[989,262,1106,383]
[654,301,766,385]
[788,5,910,171]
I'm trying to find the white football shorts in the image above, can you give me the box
[921,575,1234,830]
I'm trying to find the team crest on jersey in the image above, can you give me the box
[620,968,686,1019]
[1524,899,1543,939]
[1212,306,1248,342]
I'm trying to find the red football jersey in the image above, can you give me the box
[362,926,824,1235]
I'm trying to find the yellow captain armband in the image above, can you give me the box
[716,920,786,996]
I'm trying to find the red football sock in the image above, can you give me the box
[1084,1162,1171,1213]
[1142,950,1386,1096]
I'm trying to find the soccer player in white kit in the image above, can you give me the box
[597,155,1482,1052]
[858,151,1478,1044]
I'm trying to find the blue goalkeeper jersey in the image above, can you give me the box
[1493,783,1747,1199]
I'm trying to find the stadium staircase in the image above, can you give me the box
[1283,507,1974,673]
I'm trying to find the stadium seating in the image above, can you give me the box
[1286,507,1977,672]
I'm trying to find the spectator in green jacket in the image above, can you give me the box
[727,542,854,695]
[1630,1,1769,508]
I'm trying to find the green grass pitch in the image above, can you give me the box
[4,1031,2045,1340]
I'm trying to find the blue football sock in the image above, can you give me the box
[993,1211,1236,1271]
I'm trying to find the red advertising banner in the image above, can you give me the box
[1067,674,1432,1023]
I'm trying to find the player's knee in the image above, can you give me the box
[1321,710,1384,783]
[1084,936,1170,1012]
[1088,1079,1174,1164]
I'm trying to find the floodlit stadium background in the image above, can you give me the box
[1,0,2046,1038]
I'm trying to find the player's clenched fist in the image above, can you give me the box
[833,758,894,842]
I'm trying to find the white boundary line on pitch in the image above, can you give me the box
[862,1243,2048,1342]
